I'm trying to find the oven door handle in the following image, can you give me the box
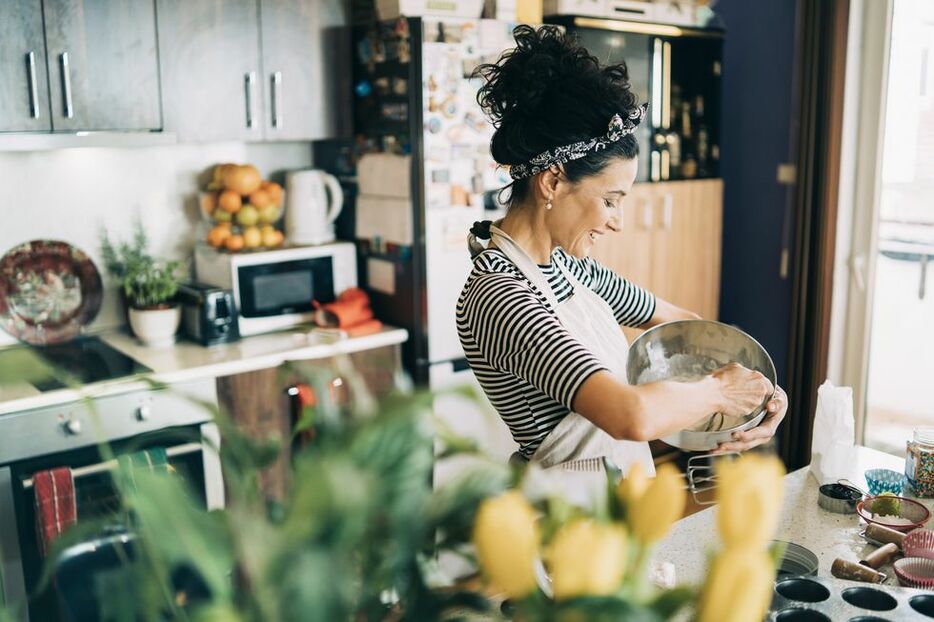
[20,442,204,490]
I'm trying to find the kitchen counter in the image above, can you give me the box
[654,446,920,587]
[0,326,408,416]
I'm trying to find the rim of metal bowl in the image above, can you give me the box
[629,319,778,428]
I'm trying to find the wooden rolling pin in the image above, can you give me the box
[832,558,886,583]
[860,543,900,569]
[864,523,907,549]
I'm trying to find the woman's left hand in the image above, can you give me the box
[711,385,788,454]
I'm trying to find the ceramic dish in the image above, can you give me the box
[856,496,931,533]
[626,320,776,451]
[0,240,102,345]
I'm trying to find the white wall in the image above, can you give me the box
[0,142,314,346]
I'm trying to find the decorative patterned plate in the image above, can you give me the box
[0,240,102,345]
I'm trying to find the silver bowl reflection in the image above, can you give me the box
[626,320,777,451]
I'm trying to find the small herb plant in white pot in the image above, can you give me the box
[123,259,182,346]
[101,224,183,346]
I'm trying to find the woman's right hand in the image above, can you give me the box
[712,362,774,417]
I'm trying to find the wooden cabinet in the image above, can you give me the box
[592,179,723,322]
[43,0,161,131]
[0,1,51,132]
[158,0,345,142]
[216,344,402,500]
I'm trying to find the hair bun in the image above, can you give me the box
[476,26,613,123]
[474,25,637,167]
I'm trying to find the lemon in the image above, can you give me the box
[873,491,901,516]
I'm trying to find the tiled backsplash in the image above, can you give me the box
[0,142,314,346]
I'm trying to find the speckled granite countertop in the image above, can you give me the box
[653,446,931,588]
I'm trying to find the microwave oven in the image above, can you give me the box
[194,243,358,336]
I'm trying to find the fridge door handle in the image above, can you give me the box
[651,38,663,129]
[662,41,672,130]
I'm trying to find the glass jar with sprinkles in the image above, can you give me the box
[906,427,934,497]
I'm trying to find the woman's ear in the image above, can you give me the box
[534,166,561,201]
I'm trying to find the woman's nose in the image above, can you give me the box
[607,209,622,232]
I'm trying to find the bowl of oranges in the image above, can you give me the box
[201,163,286,252]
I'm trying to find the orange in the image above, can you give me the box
[206,223,232,248]
[200,192,218,217]
[218,190,242,213]
[224,234,245,252]
[264,182,284,206]
[249,189,271,208]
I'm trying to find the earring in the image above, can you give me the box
[545,199,553,210]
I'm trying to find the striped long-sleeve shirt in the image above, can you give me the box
[456,247,657,459]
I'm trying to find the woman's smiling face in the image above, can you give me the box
[547,157,639,259]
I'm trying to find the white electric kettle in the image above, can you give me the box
[285,169,344,246]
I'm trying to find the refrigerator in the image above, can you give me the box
[344,16,518,391]
[336,19,521,533]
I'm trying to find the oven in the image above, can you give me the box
[0,379,223,622]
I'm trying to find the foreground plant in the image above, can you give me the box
[472,455,787,621]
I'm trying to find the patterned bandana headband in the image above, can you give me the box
[507,103,649,181]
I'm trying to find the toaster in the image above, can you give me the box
[176,282,239,346]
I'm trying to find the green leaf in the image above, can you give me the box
[553,595,663,622]
[647,586,695,619]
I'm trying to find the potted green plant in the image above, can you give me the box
[123,258,182,346]
[101,223,183,346]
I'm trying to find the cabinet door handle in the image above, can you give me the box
[271,71,282,129]
[641,201,653,230]
[244,72,256,129]
[60,52,73,119]
[26,51,39,119]
[662,194,673,230]
[651,38,662,128]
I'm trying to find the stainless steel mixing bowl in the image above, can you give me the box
[626,319,777,451]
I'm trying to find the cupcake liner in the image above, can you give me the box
[894,557,934,589]
[865,468,906,496]
[904,528,934,559]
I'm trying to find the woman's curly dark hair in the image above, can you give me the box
[474,25,641,207]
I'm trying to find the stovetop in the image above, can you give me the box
[0,336,150,392]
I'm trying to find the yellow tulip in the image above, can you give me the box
[616,461,651,511]
[629,463,686,544]
[547,519,628,600]
[699,547,775,622]
[472,490,540,599]
[716,454,786,548]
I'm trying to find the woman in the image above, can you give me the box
[457,25,788,476]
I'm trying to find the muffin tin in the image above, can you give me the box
[770,574,934,620]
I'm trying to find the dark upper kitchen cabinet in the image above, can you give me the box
[42,0,162,131]
[0,2,51,132]
[158,0,345,142]
[156,0,264,142]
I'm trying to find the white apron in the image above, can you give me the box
[488,223,655,478]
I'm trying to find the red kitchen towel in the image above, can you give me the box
[33,467,77,557]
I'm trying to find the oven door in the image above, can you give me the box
[0,423,223,622]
